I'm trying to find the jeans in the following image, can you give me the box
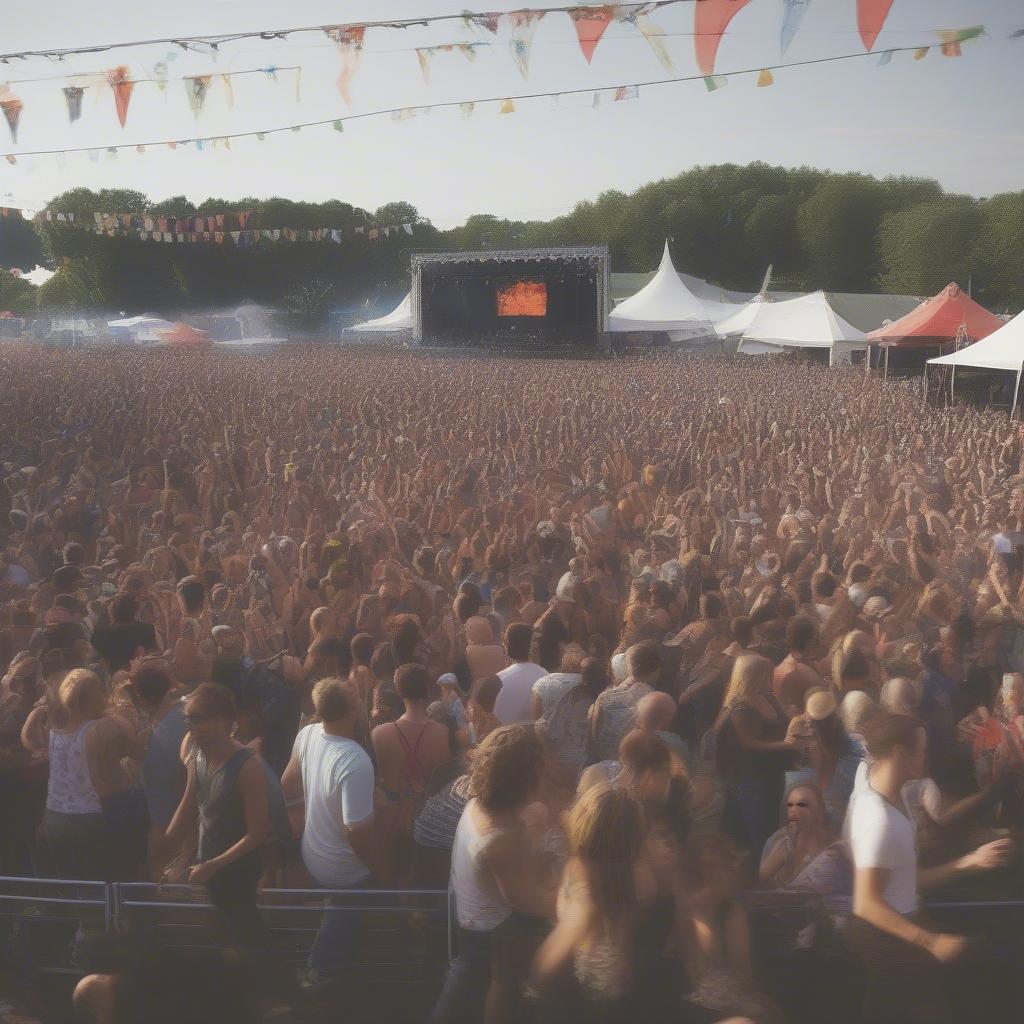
[429,924,493,1024]
[206,851,268,948]
[308,884,365,976]
[724,776,773,855]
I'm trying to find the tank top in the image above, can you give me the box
[450,799,514,932]
[195,747,253,862]
[47,720,102,814]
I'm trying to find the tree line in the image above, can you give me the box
[1,163,1021,319]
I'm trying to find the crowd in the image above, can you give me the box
[1,342,1023,1023]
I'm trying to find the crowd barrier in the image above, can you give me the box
[3,874,1024,984]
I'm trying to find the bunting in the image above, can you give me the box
[756,68,774,87]
[499,98,516,113]
[0,86,22,144]
[694,0,752,76]
[63,86,85,124]
[613,84,639,101]
[507,10,545,78]
[221,74,235,108]
[615,4,674,73]
[106,66,134,128]
[324,25,366,107]
[780,0,812,55]
[877,49,894,65]
[185,75,212,116]
[857,0,895,52]
[913,47,929,60]
[415,43,481,85]
[463,12,502,34]
[569,6,615,64]
[703,74,728,92]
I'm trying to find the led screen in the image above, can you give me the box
[496,280,547,317]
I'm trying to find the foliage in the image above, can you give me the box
[0,271,38,314]
[19,165,1024,314]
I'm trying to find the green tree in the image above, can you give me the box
[972,193,1024,311]
[0,271,38,313]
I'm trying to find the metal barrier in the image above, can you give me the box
[112,883,450,980]
[0,875,109,978]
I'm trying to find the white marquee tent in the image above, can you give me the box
[107,315,176,343]
[736,291,866,365]
[928,310,1024,412]
[349,293,413,334]
[713,294,768,336]
[608,242,716,340]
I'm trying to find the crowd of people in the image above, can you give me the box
[1,342,1023,1023]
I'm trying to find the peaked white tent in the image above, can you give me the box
[737,291,866,365]
[713,294,768,336]
[608,242,716,339]
[350,293,413,334]
[928,310,1024,413]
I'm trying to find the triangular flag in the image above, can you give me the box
[185,76,212,117]
[464,12,501,34]
[460,101,475,118]
[913,47,929,60]
[857,0,895,52]
[618,4,674,72]
[877,49,894,65]
[324,25,366,107]
[569,6,615,64]
[416,48,433,84]
[152,62,168,91]
[106,67,134,128]
[614,85,639,101]
[757,68,774,87]
[499,98,516,114]
[507,10,545,78]
[703,75,728,92]
[937,26,984,56]
[63,86,85,124]
[0,87,23,144]
[694,0,752,75]
[221,74,235,108]
[332,120,345,132]
[780,0,812,55]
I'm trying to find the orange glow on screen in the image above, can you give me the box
[496,280,547,317]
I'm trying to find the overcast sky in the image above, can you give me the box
[2,1,1022,227]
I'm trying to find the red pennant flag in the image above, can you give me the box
[694,0,752,76]
[570,6,615,64]
[0,86,22,144]
[325,25,366,107]
[857,0,895,52]
[106,66,134,128]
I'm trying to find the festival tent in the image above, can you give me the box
[927,311,1024,412]
[607,242,716,340]
[158,322,212,347]
[866,282,1003,374]
[713,294,768,336]
[107,315,175,344]
[349,293,413,334]
[736,291,866,365]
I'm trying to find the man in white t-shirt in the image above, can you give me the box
[844,710,1014,1023]
[494,623,546,725]
[282,677,377,985]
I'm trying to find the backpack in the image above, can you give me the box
[238,656,301,778]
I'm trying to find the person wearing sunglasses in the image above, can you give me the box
[165,682,272,947]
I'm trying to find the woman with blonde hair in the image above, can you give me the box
[706,655,797,855]
[35,669,137,880]
[533,784,677,1021]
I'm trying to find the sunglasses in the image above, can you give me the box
[787,801,810,808]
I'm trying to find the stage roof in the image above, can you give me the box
[866,282,1004,346]
[412,246,608,268]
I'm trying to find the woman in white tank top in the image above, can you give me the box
[431,725,558,1024]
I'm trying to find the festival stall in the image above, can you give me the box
[866,282,1004,376]
[927,310,1024,414]
[736,291,866,365]
[607,242,717,343]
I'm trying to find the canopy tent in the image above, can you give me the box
[737,291,866,365]
[349,293,413,333]
[607,242,716,339]
[867,282,1003,346]
[927,311,1024,414]
[713,294,767,336]
[107,315,175,343]
[158,322,212,347]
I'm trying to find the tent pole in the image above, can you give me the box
[1013,364,1023,420]
[883,345,889,382]
[950,365,956,405]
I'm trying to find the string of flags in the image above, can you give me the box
[0,205,417,245]
[0,16,1002,159]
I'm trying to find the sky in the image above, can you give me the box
[1,1,1023,228]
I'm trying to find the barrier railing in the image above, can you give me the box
[0,875,109,977]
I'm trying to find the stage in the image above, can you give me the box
[410,246,610,351]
